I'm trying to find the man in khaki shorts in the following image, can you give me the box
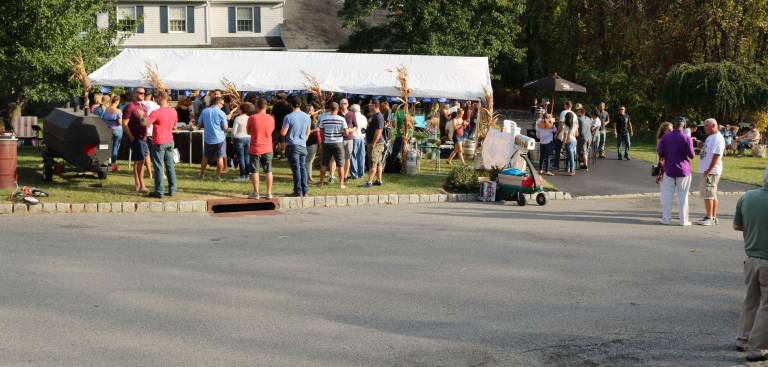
[735,167,768,362]
[696,118,725,226]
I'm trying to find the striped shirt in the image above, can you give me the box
[319,113,347,144]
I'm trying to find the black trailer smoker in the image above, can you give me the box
[42,108,113,181]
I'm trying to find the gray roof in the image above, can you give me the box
[281,0,350,50]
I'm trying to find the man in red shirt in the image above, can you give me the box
[121,87,149,193]
[146,91,178,198]
[247,98,275,199]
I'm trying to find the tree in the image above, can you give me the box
[0,0,125,130]
[662,62,768,122]
[339,0,526,76]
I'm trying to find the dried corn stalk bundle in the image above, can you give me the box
[301,70,333,112]
[477,86,500,145]
[388,65,412,171]
[69,51,91,108]
[221,78,244,113]
[142,62,167,92]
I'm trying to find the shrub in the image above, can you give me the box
[444,165,479,193]
[750,111,768,132]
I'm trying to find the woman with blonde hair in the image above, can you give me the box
[100,95,123,172]
[447,108,469,165]
[94,94,111,117]
[536,113,557,175]
[655,122,673,184]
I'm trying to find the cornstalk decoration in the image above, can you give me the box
[221,78,244,113]
[69,51,91,114]
[388,65,412,173]
[142,62,167,92]
[301,70,333,113]
[477,86,500,146]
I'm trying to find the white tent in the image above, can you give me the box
[89,48,492,100]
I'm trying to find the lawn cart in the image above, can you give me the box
[42,108,112,181]
[496,152,547,206]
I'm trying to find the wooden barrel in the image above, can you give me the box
[0,138,18,189]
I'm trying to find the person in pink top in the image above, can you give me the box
[246,98,275,199]
[145,91,178,198]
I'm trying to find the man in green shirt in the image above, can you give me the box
[736,167,768,362]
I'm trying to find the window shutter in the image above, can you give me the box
[253,7,261,33]
[136,6,144,33]
[160,6,168,33]
[187,6,195,33]
[228,7,236,33]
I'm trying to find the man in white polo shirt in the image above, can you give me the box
[697,118,725,226]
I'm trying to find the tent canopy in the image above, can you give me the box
[89,48,493,101]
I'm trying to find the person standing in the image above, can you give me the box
[656,116,695,226]
[319,102,350,189]
[535,113,556,176]
[198,97,229,181]
[247,99,275,199]
[597,102,610,158]
[349,104,368,179]
[364,101,386,187]
[271,93,292,159]
[121,87,149,193]
[562,112,579,176]
[614,106,633,160]
[575,104,592,170]
[281,96,311,197]
[231,102,254,182]
[696,118,726,226]
[145,91,178,198]
[304,104,320,183]
[735,167,768,362]
[100,95,123,172]
[340,98,355,180]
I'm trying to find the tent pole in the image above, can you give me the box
[551,92,555,115]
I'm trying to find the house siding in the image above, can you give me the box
[120,4,207,47]
[209,3,283,38]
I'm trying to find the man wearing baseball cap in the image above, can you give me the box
[656,116,695,226]
[575,103,592,170]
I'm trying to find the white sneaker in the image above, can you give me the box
[680,221,692,227]
[697,217,715,226]
[266,194,273,199]
[248,192,260,199]
[659,219,671,225]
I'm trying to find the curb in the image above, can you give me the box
[0,191,746,215]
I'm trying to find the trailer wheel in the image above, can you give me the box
[97,169,107,180]
[516,193,527,206]
[536,193,547,206]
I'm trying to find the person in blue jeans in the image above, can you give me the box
[349,104,367,179]
[614,106,633,160]
[563,112,579,176]
[146,91,178,197]
[281,96,312,197]
[99,95,123,172]
[230,102,255,181]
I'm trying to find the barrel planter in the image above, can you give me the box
[0,137,18,189]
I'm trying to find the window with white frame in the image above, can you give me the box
[236,7,253,32]
[168,6,187,32]
[117,6,136,31]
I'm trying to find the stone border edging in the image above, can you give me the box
[0,191,745,215]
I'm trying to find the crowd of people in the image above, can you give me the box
[534,100,633,177]
[88,88,484,199]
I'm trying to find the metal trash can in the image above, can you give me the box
[42,108,112,181]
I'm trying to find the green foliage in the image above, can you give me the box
[339,0,526,76]
[663,62,768,122]
[0,0,125,109]
[444,165,479,193]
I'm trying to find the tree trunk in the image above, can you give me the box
[5,93,25,133]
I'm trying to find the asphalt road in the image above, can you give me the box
[543,156,756,197]
[0,197,754,366]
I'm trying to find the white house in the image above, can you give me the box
[110,0,356,50]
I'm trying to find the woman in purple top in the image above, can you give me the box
[657,116,695,226]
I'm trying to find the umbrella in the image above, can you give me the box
[523,73,587,114]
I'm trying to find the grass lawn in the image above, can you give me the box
[3,146,463,203]
[619,137,767,187]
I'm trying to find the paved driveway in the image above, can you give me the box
[0,197,753,366]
